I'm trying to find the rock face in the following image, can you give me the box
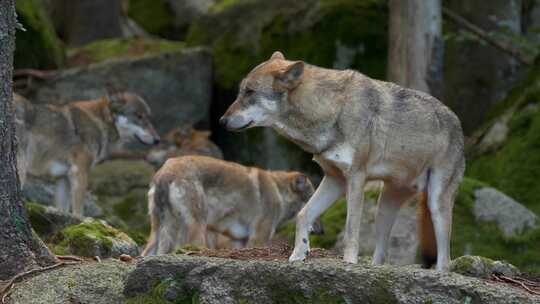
[123,255,540,304]
[27,47,213,134]
[473,187,538,237]
[9,260,134,304]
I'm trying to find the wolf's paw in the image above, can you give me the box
[288,248,309,262]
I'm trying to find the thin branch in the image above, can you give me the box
[442,7,535,65]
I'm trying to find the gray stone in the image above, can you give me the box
[473,187,538,237]
[28,47,213,134]
[334,197,418,266]
[9,260,134,304]
[124,255,540,304]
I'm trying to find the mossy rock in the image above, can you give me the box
[15,0,65,69]
[67,37,185,67]
[52,219,139,257]
[127,0,176,37]
[26,202,83,238]
[279,177,540,274]
[450,256,520,279]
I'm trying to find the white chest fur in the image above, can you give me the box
[319,142,355,173]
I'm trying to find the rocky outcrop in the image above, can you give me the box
[26,202,83,238]
[473,187,538,237]
[27,47,212,134]
[9,260,134,304]
[123,255,539,304]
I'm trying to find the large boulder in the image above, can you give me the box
[473,187,538,237]
[26,202,83,238]
[123,255,539,304]
[26,47,213,134]
[9,260,134,304]
[450,256,520,279]
[186,0,387,182]
[15,0,65,69]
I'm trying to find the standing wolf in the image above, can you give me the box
[15,91,160,216]
[220,51,465,271]
[142,155,318,256]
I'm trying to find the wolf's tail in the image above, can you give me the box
[417,191,437,268]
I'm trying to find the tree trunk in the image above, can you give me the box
[387,0,443,98]
[0,0,57,280]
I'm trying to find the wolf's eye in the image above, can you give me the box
[244,88,255,96]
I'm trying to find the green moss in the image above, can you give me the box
[187,0,387,90]
[128,0,176,36]
[53,220,131,257]
[126,277,200,304]
[15,0,65,69]
[91,160,154,196]
[67,38,185,66]
[210,0,251,13]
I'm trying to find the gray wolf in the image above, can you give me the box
[219,51,465,271]
[15,91,160,216]
[142,155,321,255]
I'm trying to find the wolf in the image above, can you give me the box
[15,91,160,216]
[219,51,465,271]
[146,125,223,167]
[142,155,321,256]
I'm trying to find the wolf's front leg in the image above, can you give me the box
[289,175,344,262]
[342,172,366,263]
[68,155,91,217]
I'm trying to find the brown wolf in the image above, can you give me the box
[220,51,465,271]
[142,155,320,256]
[15,91,160,216]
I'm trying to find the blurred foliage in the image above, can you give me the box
[15,0,65,69]
[67,38,185,67]
[468,58,540,216]
[128,0,176,37]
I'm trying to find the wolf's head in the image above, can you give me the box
[274,172,324,235]
[220,51,305,131]
[107,92,160,145]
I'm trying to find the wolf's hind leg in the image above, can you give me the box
[372,183,416,265]
[142,186,159,256]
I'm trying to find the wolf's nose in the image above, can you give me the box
[153,137,161,145]
[219,116,228,127]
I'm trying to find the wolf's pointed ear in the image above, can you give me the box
[275,61,304,89]
[292,174,308,192]
[270,51,285,60]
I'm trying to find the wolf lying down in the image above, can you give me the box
[142,155,322,256]
[15,92,160,216]
[220,51,465,271]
